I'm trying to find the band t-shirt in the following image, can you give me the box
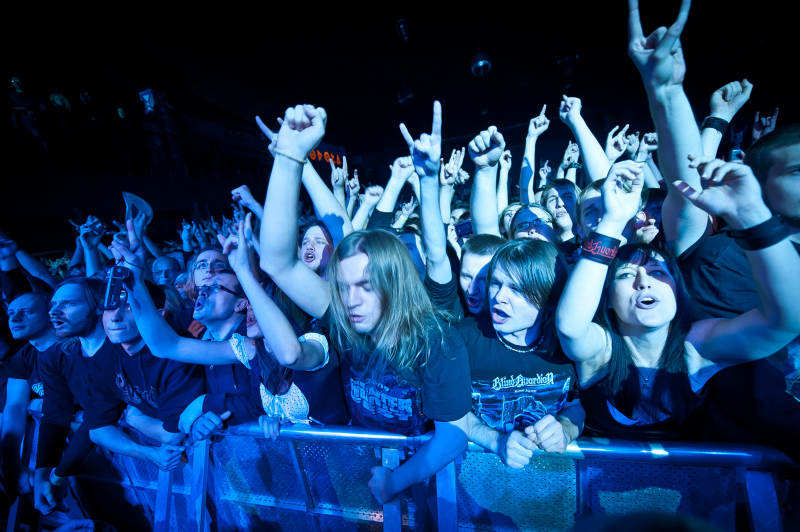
[458,315,576,433]
[320,307,472,436]
[2,343,54,398]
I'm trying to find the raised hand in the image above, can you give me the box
[605,125,631,162]
[273,105,327,162]
[642,132,658,152]
[561,141,579,168]
[527,105,550,139]
[627,0,691,92]
[468,126,505,169]
[399,101,442,177]
[626,131,641,156]
[710,79,753,121]
[346,170,360,196]
[79,215,104,248]
[538,160,551,181]
[456,169,471,185]
[231,185,257,209]
[191,222,208,244]
[498,150,512,171]
[390,156,415,183]
[108,220,147,274]
[132,211,148,240]
[440,148,465,186]
[362,185,384,208]
[730,126,746,149]
[600,160,646,227]
[401,197,418,218]
[752,108,779,142]
[558,95,583,125]
[255,116,280,155]
[680,155,770,227]
[330,156,347,190]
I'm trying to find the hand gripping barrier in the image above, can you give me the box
[8,410,798,532]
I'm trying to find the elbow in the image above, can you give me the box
[274,343,301,368]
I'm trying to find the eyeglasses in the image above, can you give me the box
[514,218,551,233]
[196,284,243,299]
[193,260,229,271]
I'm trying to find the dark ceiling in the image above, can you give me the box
[10,2,792,162]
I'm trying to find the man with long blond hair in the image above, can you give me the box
[259,102,472,509]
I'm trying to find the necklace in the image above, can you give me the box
[497,331,545,353]
[636,366,657,391]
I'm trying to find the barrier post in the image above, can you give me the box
[435,460,457,532]
[189,439,210,532]
[381,448,402,532]
[745,469,782,532]
[154,468,174,532]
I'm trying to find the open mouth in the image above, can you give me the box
[636,296,658,309]
[303,251,316,263]
[492,307,510,324]
[51,319,66,328]
[467,297,481,309]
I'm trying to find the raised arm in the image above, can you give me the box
[556,161,646,364]
[439,148,464,223]
[79,218,104,278]
[111,224,244,366]
[232,185,265,220]
[627,0,707,258]
[375,156,416,214]
[231,215,326,370]
[701,80,753,158]
[605,124,631,164]
[676,159,800,364]
[496,151,512,213]
[258,107,330,319]
[559,96,610,182]
[520,105,550,203]
[300,161,354,247]
[329,157,348,209]
[352,185,384,230]
[346,170,360,219]
[399,101,449,284]
[469,126,505,236]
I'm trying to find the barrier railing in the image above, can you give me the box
[7,410,797,532]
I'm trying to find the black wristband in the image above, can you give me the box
[700,116,729,135]
[580,233,622,265]
[730,215,790,251]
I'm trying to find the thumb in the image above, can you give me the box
[165,444,185,452]
[220,411,232,420]
[672,180,701,203]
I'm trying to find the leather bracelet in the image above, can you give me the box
[273,149,308,165]
[730,215,790,251]
[580,233,622,265]
[700,116,729,135]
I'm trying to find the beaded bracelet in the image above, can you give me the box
[273,149,308,164]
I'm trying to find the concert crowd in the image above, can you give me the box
[2,1,798,529]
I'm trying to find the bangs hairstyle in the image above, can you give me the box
[486,239,568,348]
[184,247,229,301]
[594,243,694,425]
[541,179,580,200]
[326,230,450,379]
[498,202,523,235]
[744,123,800,184]
[509,203,555,236]
[298,220,332,247]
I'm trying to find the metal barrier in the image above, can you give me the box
[7,412,797,532]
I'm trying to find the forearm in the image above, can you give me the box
[555,402,585,444]
[520,140,536,204]
[1,403,29,480]
[16,249,58,289]
[439,185,453,224]
[646,155,663,185]
[347,195,357,219]
[91,426,153,461]
[351,203,372,230]
[69,242,84,268]
[261,158,305,275]
[301,164,353,246]
[497,168,509,212]
[648,89,707,256]
[419,176,450,284]
[642,162,661,189]
[569,118,610,182]
[375,179,405,213]
[143,234,165,259]
[83,242,102,277]
[388,425,467,495]
[556,165,566,181]
[701,128,724,159]
[471,167,501,236]
[125,411,180,444]
[467,412,501,454]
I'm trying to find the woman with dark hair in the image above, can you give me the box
[556,160,800,439]
[460,238,584,469]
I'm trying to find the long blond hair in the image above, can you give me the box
[326,230,449,379]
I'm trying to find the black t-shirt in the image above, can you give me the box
[558,237,581,265]
[424,273,464,323]
[321,307,472,436]
[83,343,205,434]
[2,343,53,398]
[457,315,576,433]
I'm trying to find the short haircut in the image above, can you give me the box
[461,234,506,258]
[541,179,580,199]
[9,291,50,309]
[152,256,181,272]
[744,124,800,184]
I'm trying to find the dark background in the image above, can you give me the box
[5,3,793,254]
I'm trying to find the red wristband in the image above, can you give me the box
[580,233,621,265]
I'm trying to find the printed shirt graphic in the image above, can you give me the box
[341,356,428,437]
[459,316,577,434]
